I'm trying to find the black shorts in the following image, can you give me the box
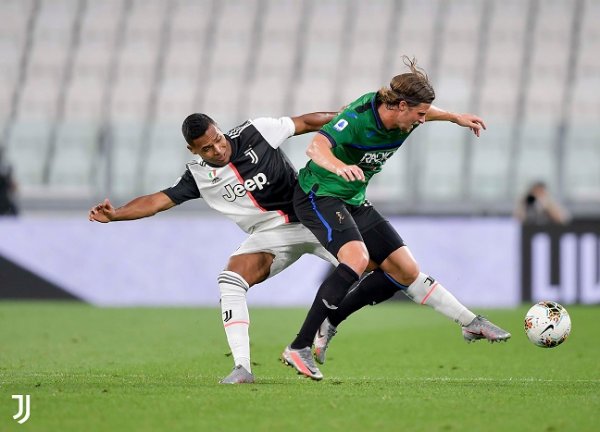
[293,183,405,263]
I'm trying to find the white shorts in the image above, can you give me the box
[231,223,338,278]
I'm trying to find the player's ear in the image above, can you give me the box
[187,144,194,153]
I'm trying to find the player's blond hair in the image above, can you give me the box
[377,56,435,107]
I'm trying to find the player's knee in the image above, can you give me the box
[381,249,420,285]
[218,271,249,297]
[386,263,420,286]
[226,253,272,286]
[401,262,420,284]
[337,241,369,274]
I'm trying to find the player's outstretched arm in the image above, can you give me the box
[291,112,338,135]
[425,105,487,137]
[88,192,175,223]
[306,134,365,182]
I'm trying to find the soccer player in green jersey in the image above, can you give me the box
[281,56,511,380]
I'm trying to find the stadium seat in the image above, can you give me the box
[514,124,557,194]
[419,122,468,202]
[141,122,189,193]
[5,120,51,187]
[107,121,145,198]
[48,120,99,189]
[563,124,600,200]
[470,122,512,201]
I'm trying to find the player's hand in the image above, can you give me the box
[335,164,365,182]
[88,198,116,223]
[456,113,487,137]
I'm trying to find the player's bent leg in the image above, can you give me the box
[218,270,252,382]
[381,248,476,325]
[315,269,399,364]
[290,261,360,349]
[402,272,510,342]
[402,271,511,343]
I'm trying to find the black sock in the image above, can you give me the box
[329,269,403,327]
[290,263,359,349]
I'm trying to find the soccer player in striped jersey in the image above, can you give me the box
[281,56,511,380]
[89,111,339,384]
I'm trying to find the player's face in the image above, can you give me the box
[188,124,232,166]
[394,102,431,132]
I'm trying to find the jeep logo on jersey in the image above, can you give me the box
[359,151,394,167]
[222,173,268,201]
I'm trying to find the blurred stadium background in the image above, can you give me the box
[2,0,599,214]
[1,0,599,307]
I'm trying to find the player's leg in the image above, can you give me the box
[374,228,510,342]
[313,266,402,364]
[325,212,406,326]
[379,247,479,325]
[312,212,403,363]
[316,213,509,364]
[328,269,397,327]
[357,217,480,325]
[220,223,335,383]
[282,187,364,379]
[218,251,273,383]
[336,213,478,326]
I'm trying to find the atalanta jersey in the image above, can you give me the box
[163,117,299,233]
[298,92,418,206]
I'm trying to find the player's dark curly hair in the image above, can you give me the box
[377,56,435,108]
[181,113,216,144]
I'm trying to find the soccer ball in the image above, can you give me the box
[524,301,571,348]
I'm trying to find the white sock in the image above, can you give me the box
[403,272,476,326]
[218,271,251,372]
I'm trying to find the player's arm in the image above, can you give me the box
[88,192,175,223]
[306,133,365,182]
[425,105,487,137]
[291,112,339,135]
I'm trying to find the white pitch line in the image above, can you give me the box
[4,372,600,384]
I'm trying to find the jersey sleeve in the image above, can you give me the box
[250,117,295,149]
[318,114,357,149]
[161,169,201,204]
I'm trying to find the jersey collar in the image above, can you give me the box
[370,94,384,130]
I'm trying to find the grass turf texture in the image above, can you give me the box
[1,302,598,432]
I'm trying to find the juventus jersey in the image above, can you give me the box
[163,117,299,234]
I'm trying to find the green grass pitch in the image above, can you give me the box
[1,302,598,431]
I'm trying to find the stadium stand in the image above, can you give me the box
[0,0,598,216]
